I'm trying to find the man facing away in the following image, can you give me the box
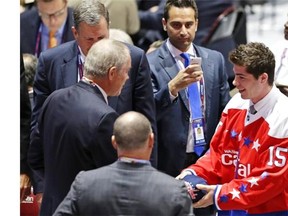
[28,38,131,216]
[30,0,157,174]
[53,111,194,216]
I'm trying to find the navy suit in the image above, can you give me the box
[30,40,157,189]
[28,81,118,216]
[147,42,230,177]
[20,6,74,56]
[53,161,194,216]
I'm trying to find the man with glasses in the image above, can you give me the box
[21,0,74,57]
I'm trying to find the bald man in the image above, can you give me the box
[54,111,194,216]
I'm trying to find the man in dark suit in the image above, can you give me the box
[28,38,131,216]
[20,52,32,202]
[20,0,74,57]
[147,1,230,214]
[53,111,194,216]
[30,0,157,211]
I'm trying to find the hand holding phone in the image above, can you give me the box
[190,57,202,65]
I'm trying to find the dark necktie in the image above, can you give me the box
[249,105,257,115]
[180,53,204,156]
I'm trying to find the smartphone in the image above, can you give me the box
[190,57,202,65]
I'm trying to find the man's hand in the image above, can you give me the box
[168,65,203,96]
[176,170,192,180]
[193,184,216,208]
[20,174,31,202]
[35,193,43,209]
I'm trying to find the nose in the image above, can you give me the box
[49,15,57,25]
[180,25,188,35]
[232,78,237,87]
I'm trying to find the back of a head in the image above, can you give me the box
[23,53,38,87]
[113,111,152,151]
[84,38,130,78]
[73,0,110,30]
[229,42,275,85]
[109,29,134,45]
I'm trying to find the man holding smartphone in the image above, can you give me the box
[146,1,230,214]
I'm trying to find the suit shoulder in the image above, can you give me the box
[20,7,38,20]
[124,43,145,55]
[195,44,223,57]
[39,41,76,59]
[146,47,163,63]
[152,170,186,186]
[67,7,74,23]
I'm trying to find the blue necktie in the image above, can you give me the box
[180,53,204,156]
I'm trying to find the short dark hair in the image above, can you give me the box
[73,0,109,30]
[164,0,198,21]
[229,42,275,86]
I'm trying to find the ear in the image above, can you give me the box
[71,26,78,40]
[148,132,154,149]
[162,18,167,31]
[260,73,268,83]
[111,135,117,150]
[108,66,117,81]
[195,19,199,32]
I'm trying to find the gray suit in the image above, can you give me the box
[53,161,194,216]
[147,42,231,177]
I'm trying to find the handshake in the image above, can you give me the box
[177,171,207,203]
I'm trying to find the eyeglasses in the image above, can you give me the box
[38,3,67,20]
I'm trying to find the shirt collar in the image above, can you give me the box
[166,39,196,58]
[77,45,86,62]
[252,85,278,113]
[42,20,65,37]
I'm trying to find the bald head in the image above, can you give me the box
[113,111,152,151]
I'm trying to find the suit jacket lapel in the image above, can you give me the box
[194,45,215,116]
[159,44,190,112]
[30,10,42,55]
[61,41,79,88]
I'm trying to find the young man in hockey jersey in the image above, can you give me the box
[178,42,288,216]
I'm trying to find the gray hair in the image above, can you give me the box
[113,111,152,151]
[109,29,133,45]
[23,53,38,87]
[84,38,130,78]
[73,0,110,30]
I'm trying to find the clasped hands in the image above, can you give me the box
[176,171,216,208]
[169,64,203,96]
